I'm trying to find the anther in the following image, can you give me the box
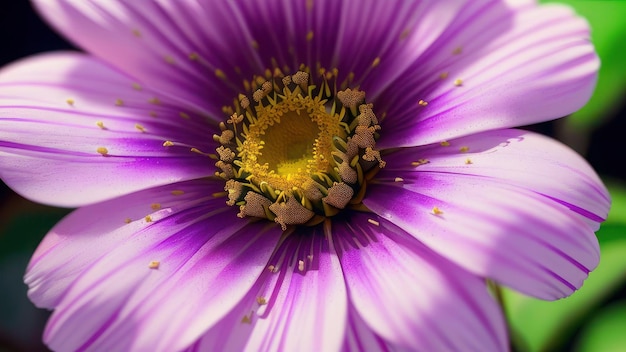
[96,147,109,156]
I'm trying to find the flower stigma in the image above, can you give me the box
[214,67,386,230]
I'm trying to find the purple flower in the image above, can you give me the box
[0,0,610,350]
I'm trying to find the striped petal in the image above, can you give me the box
[26,179,283,351]
[336,212,507,351]
[376,2,598,148]
[0,52,215,207]
[365,129,609,299]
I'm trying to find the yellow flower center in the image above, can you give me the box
[214,69,385,229]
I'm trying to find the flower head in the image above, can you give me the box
[0,0,610,351]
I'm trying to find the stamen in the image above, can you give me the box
[96,147,109,156]
[214,68,385,227]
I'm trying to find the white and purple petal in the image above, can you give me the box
[27,179,283,351]
[0,52,216,207]
[376,2,598,148]
[365,129,609,300]
[336,212,507,351]
[187,225,348,352]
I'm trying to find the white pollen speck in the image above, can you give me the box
[298,260,305,272]
[367,218,380,226]
[394,177,404,182]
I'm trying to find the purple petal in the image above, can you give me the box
[365,129,608,300]
[32,0,474,106]
[336,212,507,351]
[0,52,216,207]
[187,226,348,352]
[26,179,283,351]
[376,2,598,148]
[341,307,390,352]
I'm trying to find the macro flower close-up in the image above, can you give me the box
[0,0,612,351]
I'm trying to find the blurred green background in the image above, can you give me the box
[0,1,625,351]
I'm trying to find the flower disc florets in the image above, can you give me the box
[214,67,385,229]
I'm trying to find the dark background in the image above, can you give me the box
[0,2,624,351]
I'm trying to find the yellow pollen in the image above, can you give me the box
[306,31,314,41]
[96,147,109,156]
[460,146,470,153]
[452,47,462,55]
[241,315,252,324]
[367,218,380,226]
[150,203,161,210]
[179,112,190,119]
[148,97,161,105]
[189,52,199,61]
[215,69,227,80]
[372,57,381,67]
[465,158,473,164]
[267,265,276,272]
[171,190,185,196]
[190,147,214,157]
[394,177,404,182]
[149,111,157,118]
[298,260,305,272]
[148,261,160,269]
[454,79,463,87]
[432,206,444,215]
[124,218,132,224]
[135,124,146,132]
[145,215,153,222]
[96,121,106,129]
[164,56,175,64]
[115,99,124,106]
[440,141,450,147]
[217,70,384,225]
[163,141,174,147]
[132,83,142,91]
[440,72,449,79]
[66,98,75,106]
[251,40,259,50]
[418,99,428,107]
[256,297,267,305]
[132,29,142,37]
[411,159,429,166]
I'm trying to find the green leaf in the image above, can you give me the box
[575,301,626,352]
[541,0,626,129]
[604,180,626,226]
[503,225,626,351]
